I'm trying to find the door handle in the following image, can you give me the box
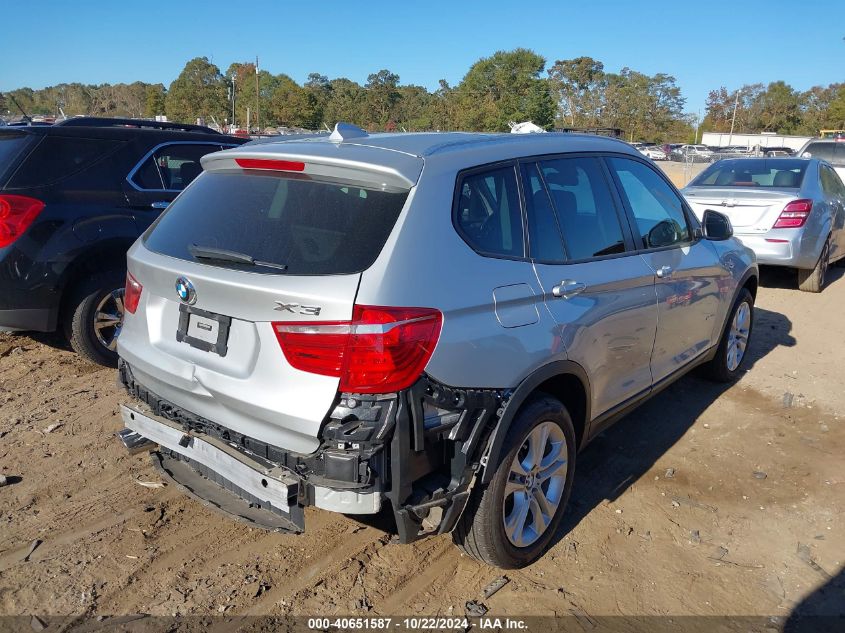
[656,265,673,279]
[552,280,587,299]
[150,201,170,209]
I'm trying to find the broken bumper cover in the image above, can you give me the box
[119,403,380,533]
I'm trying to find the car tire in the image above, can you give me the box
[64,269,126,367]
[702,288,754,383]
[797,239,830,293]
[453,394,576,569]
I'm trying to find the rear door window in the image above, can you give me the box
[7,135,123,189]
[130,143,226,191]
[454,164,525,258]
[537,156,627,260]
[0,131,33,184]
[521,162,566,262]
[144,170,409,275]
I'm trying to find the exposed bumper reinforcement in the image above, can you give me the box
[120,404,303,528]
[152,450,304,532]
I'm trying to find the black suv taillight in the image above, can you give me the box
[0,194,45,247]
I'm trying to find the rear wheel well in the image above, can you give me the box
[58,243,132,327]
[532,374,588,450]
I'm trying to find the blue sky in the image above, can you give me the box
[1,0,842,114]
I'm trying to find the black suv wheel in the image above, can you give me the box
[64,270,126,367]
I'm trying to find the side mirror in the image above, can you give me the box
[702,209,733,240]
[647,219,681,248]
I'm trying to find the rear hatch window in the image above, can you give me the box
[143,170,409,275]
[689,159,808,187]
[0,131,35,185]
[802,142,845,167]
[6,135,124,189]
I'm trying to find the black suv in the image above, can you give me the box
[0,117,247,365]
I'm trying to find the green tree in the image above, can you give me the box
[144,84,166,117]
[303,73,332,128]
[165,57,227,125]
[824,84,845,129]
[392,85,435,131]
[271,75,320,128]
[547,56,606,127]
[365,69,400,128]
[752,81,802,133]
[323,78,366,127]
[453,48,555,131]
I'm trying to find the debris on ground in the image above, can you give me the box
[465,600,488,617]
[664,468,676,479]
[42,422,63,434]
[135,480,166,489]
[481,576,510,600]
[796,543,831,580]
[753,471,767,480]
[783,392,794,408]
[671,495,717,513]
[22,539,42,562]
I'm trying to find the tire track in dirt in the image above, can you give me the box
[230,525,391,619]
[367,538,460,614]
[0,507,141,572]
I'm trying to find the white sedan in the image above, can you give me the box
[638,146,667,161]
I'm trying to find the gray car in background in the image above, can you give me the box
[683,158,845,292]
[115,125,757,568]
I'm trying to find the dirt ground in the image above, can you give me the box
[660,160,708,188]
[1,266,843,630]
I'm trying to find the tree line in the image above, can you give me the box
[703,82,845,136]
[2,50,843,141]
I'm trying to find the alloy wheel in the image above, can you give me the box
[93,288,125,351]
[502,421,568,548]
[726,301,751,372]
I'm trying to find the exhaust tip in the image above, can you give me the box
[116,428,157,454]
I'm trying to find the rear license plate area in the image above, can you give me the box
[176,304,231,356]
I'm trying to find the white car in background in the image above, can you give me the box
[639,145,667,161]
[678,144,714,162]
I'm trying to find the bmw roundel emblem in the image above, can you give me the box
[175,277,197,305]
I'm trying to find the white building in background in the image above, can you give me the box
[701,132,813,151]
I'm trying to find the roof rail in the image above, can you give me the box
[54,117,220,134]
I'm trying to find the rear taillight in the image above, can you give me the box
[273,305,442,394]
[0,194,45,248]
[773,199,813,229]
[124,272,143,314]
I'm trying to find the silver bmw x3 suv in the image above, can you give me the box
[116,124,758,568]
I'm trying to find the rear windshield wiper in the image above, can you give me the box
[188,244,288,271]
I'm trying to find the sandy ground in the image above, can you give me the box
[0,266,843,630]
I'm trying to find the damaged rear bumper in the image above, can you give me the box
[117,359,506,543]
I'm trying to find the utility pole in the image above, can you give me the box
[694,110,701,144]
[255,56,261,137]
[728,90,740,147]
[230,74,236,130]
